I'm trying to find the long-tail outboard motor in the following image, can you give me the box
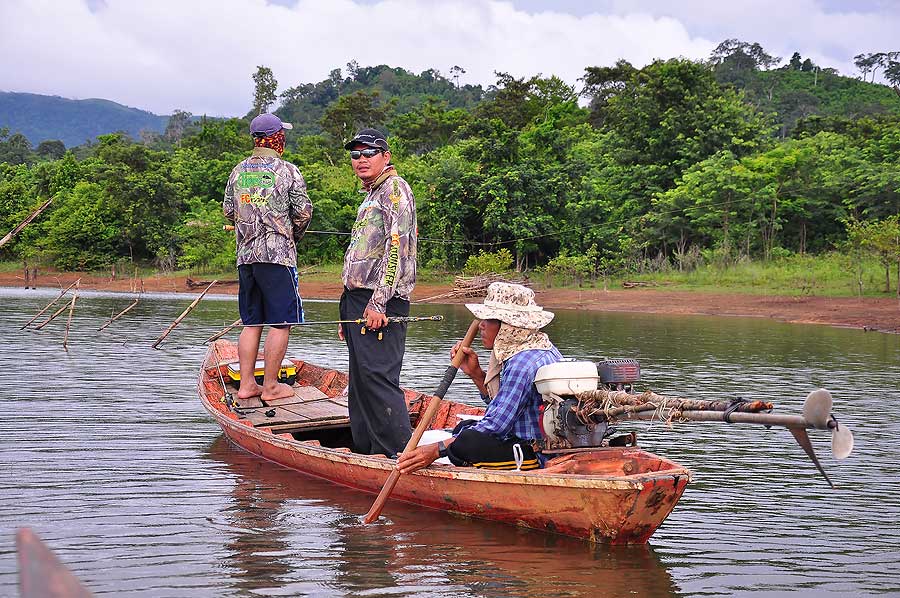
[536,358,641,449]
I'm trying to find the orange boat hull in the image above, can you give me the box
[200,341,691,544]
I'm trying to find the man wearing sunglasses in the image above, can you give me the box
[339,127,417,457]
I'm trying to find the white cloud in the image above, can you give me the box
[1,0,896,117]
[0,0,714,116]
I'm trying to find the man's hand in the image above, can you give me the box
[364,308,388,330]
[397,443,441,474]
[450,343,482,378]
[337,323,345,341]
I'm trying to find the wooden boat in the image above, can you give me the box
[199,340,691,544]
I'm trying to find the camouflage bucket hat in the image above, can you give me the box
[466,282,554,329]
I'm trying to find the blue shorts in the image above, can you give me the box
[238,263,303,328]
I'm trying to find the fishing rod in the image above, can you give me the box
[206,315,444,342]
[239,315,444,327]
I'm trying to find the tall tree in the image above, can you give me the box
[885,59,900,86]
[581,59,637,126]
[164,109,193,143]
[0,129,33,165]
[252,65,278,114]
[450,65,466,88]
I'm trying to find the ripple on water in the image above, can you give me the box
[1,290,899,596]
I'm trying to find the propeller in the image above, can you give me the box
[789,389,855,488]
[801,388,855,459]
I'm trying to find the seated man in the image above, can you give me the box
[398,282,562,473]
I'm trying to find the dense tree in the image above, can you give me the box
[0,129,34,165]
[1,51,899,279]
[320,90,394,143]
[590,57,771,250]
[35,140,65,161]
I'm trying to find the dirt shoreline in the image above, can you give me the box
[5,270,899,334]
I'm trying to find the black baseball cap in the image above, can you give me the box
[344,128,389,151]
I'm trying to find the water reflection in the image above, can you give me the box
[204,436,680,598]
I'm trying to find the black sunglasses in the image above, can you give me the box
[349,148,383,159]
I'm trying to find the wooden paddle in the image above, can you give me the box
[363,318,481,524]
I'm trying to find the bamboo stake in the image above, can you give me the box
[151,280,218,349]
[98,296,140,331]
[0,197,54,248]
[62,291,78,352]
[21,278,81,329]
[205,318,242,343]
[98,283,144,331]
[35,299,75,330]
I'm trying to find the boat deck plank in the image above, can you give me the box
[280,399,349,420]
[233,395,263,409]
[242,406,310,427]
[266,385,329,407]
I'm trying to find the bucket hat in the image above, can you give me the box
[466,282,554,329]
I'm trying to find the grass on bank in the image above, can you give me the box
[566,253,897,297]
[2,252,897,298]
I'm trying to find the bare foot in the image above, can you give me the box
[261,382,295,402]
[237,383,262,399]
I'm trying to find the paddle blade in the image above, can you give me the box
[802,389,833,429]
[832,420,854,460]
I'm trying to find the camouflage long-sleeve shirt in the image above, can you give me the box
[342,167,417,314]
[223,147,312,267]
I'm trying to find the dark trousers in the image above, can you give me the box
[447,420,540,470]
[339,288,411,456]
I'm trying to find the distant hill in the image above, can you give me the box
[0,92,169,147]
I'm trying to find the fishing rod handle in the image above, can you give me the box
[388,315,444,323]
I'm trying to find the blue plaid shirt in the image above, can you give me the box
[471,346,562,441]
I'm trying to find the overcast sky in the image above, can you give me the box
[2,0,898,117]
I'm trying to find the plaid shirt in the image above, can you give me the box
[471,346,562,441]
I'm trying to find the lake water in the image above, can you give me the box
[1,287,898,597]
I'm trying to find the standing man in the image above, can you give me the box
[224,113,312,402]
[340,128,417,456]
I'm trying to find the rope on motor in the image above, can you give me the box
[723,397,750,423]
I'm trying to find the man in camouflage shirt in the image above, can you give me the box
[224,113,312,402]
[339,128,417,456]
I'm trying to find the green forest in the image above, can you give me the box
[1,40,899,294]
